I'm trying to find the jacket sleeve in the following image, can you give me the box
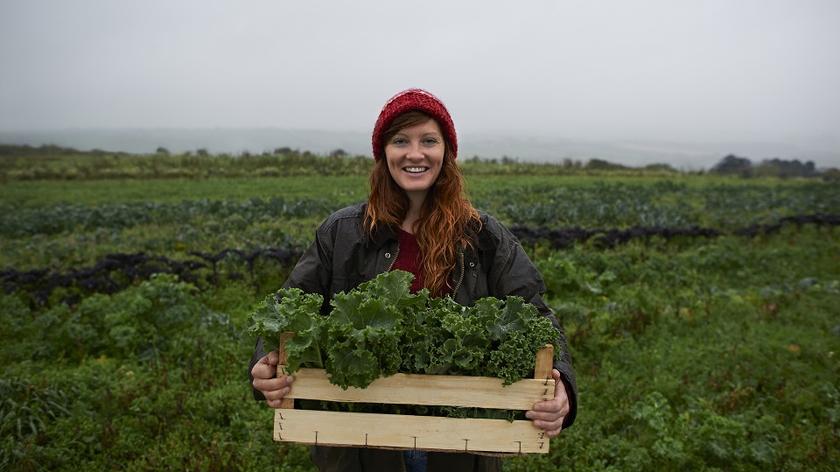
[488,227,578,429]
[248,222,334,401]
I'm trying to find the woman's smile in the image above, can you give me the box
[384,119,445,198]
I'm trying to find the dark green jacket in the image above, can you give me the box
[250,203,577,471]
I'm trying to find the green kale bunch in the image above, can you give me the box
[247,270,560,389]
[415,294,560,384]
[324,271,420,389]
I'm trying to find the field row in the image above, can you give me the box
[3,181,839,238]
[4,216,839,306]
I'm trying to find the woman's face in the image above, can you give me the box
[384,118,445,201]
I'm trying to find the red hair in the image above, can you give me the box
[365,111,481,296]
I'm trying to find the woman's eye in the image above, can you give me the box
[391,138,407,145]
[422,138,440,146]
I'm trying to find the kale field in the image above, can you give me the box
[1,151,839,471]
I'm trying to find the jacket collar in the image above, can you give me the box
[359,203,398,249]
[363,206,490,254]
[367,222,398,249]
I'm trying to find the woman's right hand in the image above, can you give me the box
[251,350,294,408]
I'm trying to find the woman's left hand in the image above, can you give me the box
[525,368,569,438]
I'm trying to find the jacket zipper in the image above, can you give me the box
[385,243,400,272]
[451,248,465,296]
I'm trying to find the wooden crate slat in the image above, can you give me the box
[274,409,550,454]
[285,368,554,410]
[534,344,554,380]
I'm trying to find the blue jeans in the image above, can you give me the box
[403,449,428,472]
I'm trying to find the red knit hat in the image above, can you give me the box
[371,88,457,161]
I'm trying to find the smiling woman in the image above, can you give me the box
[364,90,481,299]
[383,115,445,204]
[249,89,578,472]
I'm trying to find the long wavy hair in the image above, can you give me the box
[365,111,481,296]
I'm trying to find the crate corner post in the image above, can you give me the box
[534,344,554,380]
[274,332,295,442]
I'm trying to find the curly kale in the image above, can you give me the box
[247,288,324,373]
[247,270,560,388]
[324,271,413,388]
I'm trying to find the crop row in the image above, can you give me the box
[1,247,302,306]
[477,181,840,228]
[4,182,840,238]
[0,197,345,238]
[4,214,837,305]
[513,213,840,249]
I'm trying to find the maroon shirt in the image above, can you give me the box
[391,228,425,293]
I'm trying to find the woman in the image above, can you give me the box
[250,89,577,472]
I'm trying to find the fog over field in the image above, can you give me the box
[1,1,839,167]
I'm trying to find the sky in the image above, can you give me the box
[1,0,839,165]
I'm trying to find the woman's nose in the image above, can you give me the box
[406,141,424,159]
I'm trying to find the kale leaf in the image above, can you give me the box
[247,287,324,373]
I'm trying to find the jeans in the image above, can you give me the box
[403,449,427,472]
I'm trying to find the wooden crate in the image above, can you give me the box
[273,334,555,454]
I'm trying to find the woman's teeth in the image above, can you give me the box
[404,167,428,173]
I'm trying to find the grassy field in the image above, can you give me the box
[1,166,839,471]
[0,173,820,207]
[0,176,369,207]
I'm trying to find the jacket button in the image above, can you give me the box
[385,252,391,259]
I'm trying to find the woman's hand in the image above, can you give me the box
[526,369,569,438]
[251,350,294,408]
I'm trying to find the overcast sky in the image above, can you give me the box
[1,1,839,153]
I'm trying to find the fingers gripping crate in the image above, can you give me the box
[273,334,555,454]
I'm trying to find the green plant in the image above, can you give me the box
[248,270,560,388]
